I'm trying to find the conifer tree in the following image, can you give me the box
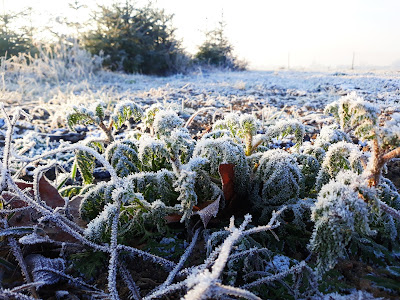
[84,1,188,75]
[0,9,34,57]
[195,16,246,70]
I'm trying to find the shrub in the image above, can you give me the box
[195,19,247,70]
[83,1,189,75]
[0,9,34,57]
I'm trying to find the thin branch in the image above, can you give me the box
[241,261,307,289]
[378,199,400,221]
[214,283,261,300]
[153,228,200,293]
[118,262,141,300]
[185,107,215,128]
[117,244,176,270]
[107,206,121,300]
[382,146,400,163]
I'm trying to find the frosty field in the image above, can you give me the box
[1,67,400,300]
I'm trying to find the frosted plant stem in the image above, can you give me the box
[362,137,400,220]
[118,262,141,300]
[36,267,109,296]
[378,200,400,221]
[154,228,200,293]
[32,163,58,204]
[214,283,261,300]
[98,121,114,143]
[6,176,109,252]
[19,144,120,183]
[185,107,215,128]
[1,218,35,297]
[10,282,46,293]
[0,105,15,191]
[382,146,400,163]
[241,261,307,289]
[143,282,186,300]
[30,163,84,234]
[117,245,176,270]
[184,210,284,300]
[107,207,121,300]
[8,237,37,298]
[0,289,37,300]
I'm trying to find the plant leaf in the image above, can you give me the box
[194,196,221,228]
[76,150,95,185]
[219,163,235,209]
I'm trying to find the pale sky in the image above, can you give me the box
[4,0,400,70]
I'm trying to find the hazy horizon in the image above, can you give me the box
[3,0,400,70]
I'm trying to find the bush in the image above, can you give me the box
[0,9,35,57]
[83,1,189,75]
[195,19,247,70]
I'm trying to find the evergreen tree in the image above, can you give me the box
[195,17,246,70]
[0,9,34,57]
[83,1,188,75]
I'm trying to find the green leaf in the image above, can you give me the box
[95,103,105,120]
[80,182,116,221]
[112,101,143,130]
[76,150,95,185]
[67,111,94,130]
[60,185,83,198]
[105,140,140,177]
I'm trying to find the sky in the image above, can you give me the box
[3,0,400,70]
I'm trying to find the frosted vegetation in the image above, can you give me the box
[1,50,400,299]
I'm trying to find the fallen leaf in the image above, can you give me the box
[194,196,221,228]
[15,177,65,209]
[2,176,65,226]
[164,213,182,223]
[219,163,235,209]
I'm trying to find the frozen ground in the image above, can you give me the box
[3,69,400,110]
[2,69,400,140]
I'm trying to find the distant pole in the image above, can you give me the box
[287,52,290,70]
[351,52,355,70]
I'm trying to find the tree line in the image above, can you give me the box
[0,1,246,75]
